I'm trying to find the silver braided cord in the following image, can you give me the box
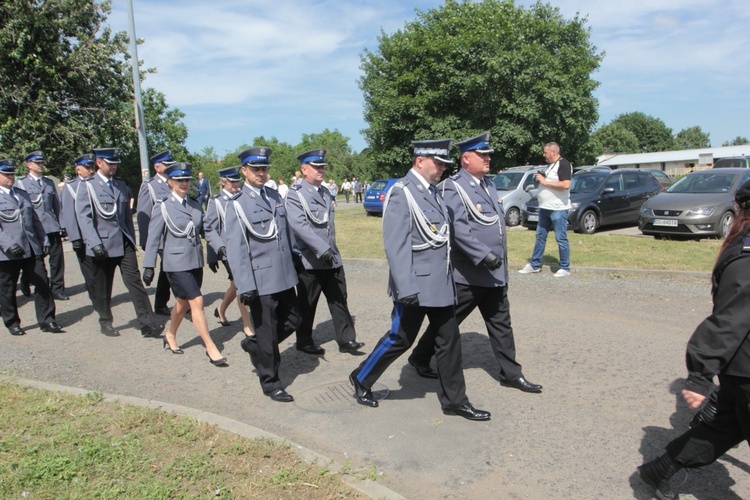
[231,199,278,251]
[295,189,329,225]
[15,179,43,208]
[450,180,502,237]
[384,184,449,251]
[159,201,196,240]
[85,181,117,220]
[0,205,20,223]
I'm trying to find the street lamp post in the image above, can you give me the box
[126,0,150,182]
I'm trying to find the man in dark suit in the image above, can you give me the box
[16,151,67,300]
[349,139,490,421]
[75,148,163,338]
[0,159,61,335]
[196,171,211,211]
[409,132,542,393]
[224,146,301,403]
[286,149,364,356]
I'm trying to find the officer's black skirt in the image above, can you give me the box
[166,268,203,300]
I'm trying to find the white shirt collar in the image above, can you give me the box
[245,183,262,196]
[28,173,42,182]
[97,171,111,183]
[0,186,10,195]
[172,193,186,204]
[410,168,432,190]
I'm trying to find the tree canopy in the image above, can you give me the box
[607,112,676,153]
[359,0,602,175]
[674,126,710,150]
[722,136,749,147]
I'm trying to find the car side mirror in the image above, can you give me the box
[602,187,615,194]
[524,184,535,192]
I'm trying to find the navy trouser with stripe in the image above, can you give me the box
[354,302,469,408]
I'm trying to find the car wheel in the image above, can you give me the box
[505,207,521,227]
[718,211,733,238]
[577,210,598,234]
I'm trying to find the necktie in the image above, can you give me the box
[428,185,437,201]
[10,188,18,203]
[107,179,113,193]
[260,188,269,206]
[182,198,187,208]
[38,178,43,189]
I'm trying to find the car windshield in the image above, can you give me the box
[667,173,736,193]
[369,180,388,191]
[493,172,524,191]
[570,173,607,193]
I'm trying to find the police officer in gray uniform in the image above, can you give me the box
[16,151,67,300]
[409,132,542,393]
[137,150,176,316]
[286,149,364,355]
[224,147,301,403]
[60,154,98,304]
[349,139,490,421]
[0,159,61,335]
[75,148,163,338]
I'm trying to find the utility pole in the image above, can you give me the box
[126,0,150,181]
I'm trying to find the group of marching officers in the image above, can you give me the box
[1,132,541,418]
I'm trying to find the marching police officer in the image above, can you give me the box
[0,159,62,335]
[223,146,301,402]
[349,139,490,421]
[16,150,68,300]
[286,149,364,355]
[136,150,176,316]
[409,132,542,393]
[75,148,163,338]
[59,154,98,304]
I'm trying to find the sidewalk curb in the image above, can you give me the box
[4,376,405,500]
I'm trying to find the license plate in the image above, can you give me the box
[366,195,376,200]
[653,219,678,227]
[527,215,539,222]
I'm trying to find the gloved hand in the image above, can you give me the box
[320,249,335,267]
[59,228,67,239]
[42,245,50,257]
[209,261,219,273]
[92,244,108,262]
[217,246,227,260]
[71,239,84,252]
[142,267,154,286]
[240,290,258,305]
[482,251,503,270]
[6,244,25,259]
[400,294,419,307]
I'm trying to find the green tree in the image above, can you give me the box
[608,112,675,152]
[722,136,749,146]
[591,123,639,154]
[675,126,710,149]
[0,0,133,178]
[296,129,354,182]
[359,0,602,175]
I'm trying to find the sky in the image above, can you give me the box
[107,0,750,157]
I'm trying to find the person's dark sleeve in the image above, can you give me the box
[558,159,572,181]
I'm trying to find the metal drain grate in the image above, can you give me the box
[294,380,389,413]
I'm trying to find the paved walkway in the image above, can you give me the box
[2,244,748,499]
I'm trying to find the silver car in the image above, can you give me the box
[493,165,546,226]
[639,168,750,238]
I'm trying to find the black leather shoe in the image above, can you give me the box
[240,336,259,369]
[141,324,164,338]
[155,307,172,316]
[265,388,294,403]
[442,403,491,421]
[349,370,378,407]
[408,357,439,379]
[213,307,231,326]
[296,343,325,355]
[20,281,31,297]
[100,324,120,337]
[9,325,24,336]
[338,340,365,354]
[53,293,70,301]
[40,322,64,333]
[501,376,542,393]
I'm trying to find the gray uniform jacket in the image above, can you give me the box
[223,186,298,296]
[60,178,84,242]
[136,175,171,248]
[0,188,47,261]
[15,175,61,234]
[75,175,137,258]
[143,195,205,272]
[383,170,454,307]
[202,191,234,264]
[443,169,509,288]
[285,179,341,269]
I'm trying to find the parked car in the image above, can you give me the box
[522,169,663,234]
[712,156,750,169]
[492,165,546,226]
[641,169,676,188]
[639,168,750,239]
[363,178,399,216]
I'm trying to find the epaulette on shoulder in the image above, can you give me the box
[449,173,460,180]
[211,193,221,199]
[229,192,242,200]
[394,181,405,189]
[113,176,123,181]
[81,176,94,182]
[293,184,302,190]
[156,197,168,204]
[742,235,750,253]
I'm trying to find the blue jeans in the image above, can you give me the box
[530,209,570,270]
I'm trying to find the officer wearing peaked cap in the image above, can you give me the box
[137,149,176,316]
[0,159,61,335]
[410,132,542,394]
[286,149,365,356]
[224,146,301,402]
[15,150,68,301]
[60,153,98,305]
[349,138,491,421]
[75,147,164,338]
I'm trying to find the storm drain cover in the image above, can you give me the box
[294,380,390,413]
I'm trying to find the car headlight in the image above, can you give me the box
[686,205,717,217]
[521,202,527,211]
[569,202,580,211]
[640,205,653,216]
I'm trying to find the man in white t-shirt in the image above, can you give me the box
[519,142,572,277]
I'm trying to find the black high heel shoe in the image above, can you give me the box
[213,308,231,327]
[163,337,184,354]
[206,351,227,366]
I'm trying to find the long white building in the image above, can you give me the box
[597,145,750,175]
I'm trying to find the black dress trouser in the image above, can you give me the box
[295,267,356,346]
[1,255,55,329]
